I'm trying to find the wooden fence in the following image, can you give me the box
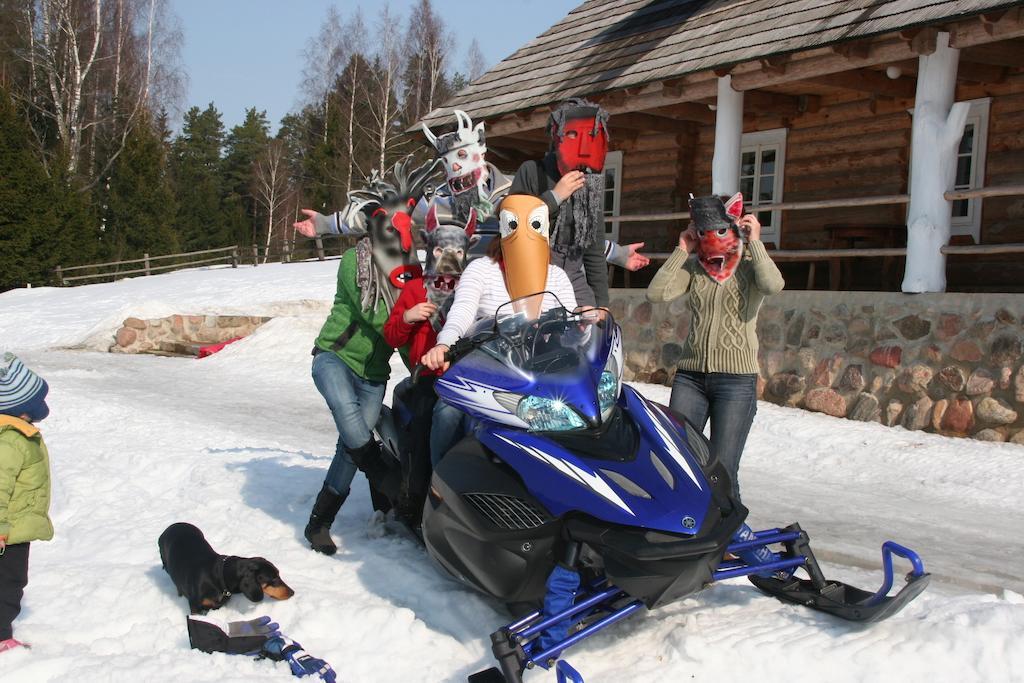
[54,234,358,286]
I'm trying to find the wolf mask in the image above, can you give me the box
[690,192,745,283]
[422,204,478,329]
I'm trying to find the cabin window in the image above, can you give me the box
[603,150,623,243]
[740,128,787,245]
[950,98,990,243]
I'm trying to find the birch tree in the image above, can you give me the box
[252,138,292,263]
[13,0,181,184]
[361,4,405,172]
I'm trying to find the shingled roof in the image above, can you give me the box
[420,0,1022,127]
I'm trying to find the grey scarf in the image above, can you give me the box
[355,237,397,314]
[552,171,605,255]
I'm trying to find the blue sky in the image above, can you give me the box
[173,0,580,132]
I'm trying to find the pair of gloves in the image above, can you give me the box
[187,615,335,682]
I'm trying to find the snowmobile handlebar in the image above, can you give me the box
[411,337,486,383]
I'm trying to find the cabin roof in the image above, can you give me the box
[420,0,1021,127]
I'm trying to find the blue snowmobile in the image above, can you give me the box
[374,294,929,682]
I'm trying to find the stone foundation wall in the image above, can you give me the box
[607,289,1024,445]
[111,315,271,356]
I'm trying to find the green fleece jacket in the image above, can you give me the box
[314,248,407,382]
[0,415,54,545]
[646,240,785,374]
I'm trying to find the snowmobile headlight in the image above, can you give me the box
[516,396,586,432]
[599,353,622,422]
[598,371,618,421]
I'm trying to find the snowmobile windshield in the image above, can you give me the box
[475,292,612,377]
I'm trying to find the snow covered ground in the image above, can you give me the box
[1,263,1023,682]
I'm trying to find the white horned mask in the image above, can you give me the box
[421,110,488,196]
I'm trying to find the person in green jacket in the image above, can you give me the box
[0,353,54,652]
[299,158,435,556]
[646,194,784,503]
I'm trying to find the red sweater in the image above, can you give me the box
[383,278,442,375]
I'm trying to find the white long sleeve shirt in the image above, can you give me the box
[436,257,578,347]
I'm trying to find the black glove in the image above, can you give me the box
[187,615,280,655]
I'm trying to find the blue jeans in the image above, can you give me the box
[669,370,757,501]
[311,351,386,495]
[430,400,468,467]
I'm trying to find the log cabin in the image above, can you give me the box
[418,0,1024,293]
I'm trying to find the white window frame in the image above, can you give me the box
[602,150,623,243]
[740,128,787,245]
[950,97,990,243]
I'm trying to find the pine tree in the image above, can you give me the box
[221,108,270,248]
[0,87,96,290]
[170,104,227,250]
[103,112,179,263]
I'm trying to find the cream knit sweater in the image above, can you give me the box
[646,240,785,374]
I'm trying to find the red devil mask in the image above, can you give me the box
[554,116,608,175]
[691,192,744,283]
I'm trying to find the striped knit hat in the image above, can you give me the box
[0,353,49,422]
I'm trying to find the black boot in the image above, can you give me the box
[347,440,402,504]
[304,484,346,555]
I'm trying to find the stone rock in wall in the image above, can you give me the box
[896,364,933,395]
[676,317,690,340]
[885,399,903,427]
[838,364,865,393]
[124,317,146,330]
[1011,429,1024,445]
[996,308,1018,325]
[1015,365,1024,403]
[935,366,966,393]
[760,305,783,322]
[849,393,880,422]
[870,345,902,368]
[115,327,137,348]
[649,368,669,386]
[974,428,1006,442]
[803,387,846,417]
[760,322,784,350]
[869,369,896,395]
[171,315,184,334]
[786,314,805,347]
[990,334,1023,367]
[1000,366,1012,391]
[932,399,948,431]
[875,323,897,341]
[822,323,847,346]
[964,369,995,397]
[761,350,785,377]
[803,324,821,344]
[795,348,818,375]
[608,299,627,321]
[661,343,683,368]
[632,302,652,325]
[935,314,963,341]
[626,349,655,374]
[848,317,871,337]
[832,303,850,319]
[811,355,843,388]
[970,319,996,341]
[767,373,805,405]
[756,375,766,400]
[218,315,252,329]
[922,344,943,363]
[668,296,689,317]
[940,398,974,435]
[901,396,934,431]
[976,397,1018,426]
[846,337,871,358]
[894,314,931,340]
[950,339,983,363]
[657,320,675,342]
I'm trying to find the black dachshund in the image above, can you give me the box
[158,522,295,614]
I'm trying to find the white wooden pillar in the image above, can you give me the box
[903,31,969,293]
[711,75,744,196]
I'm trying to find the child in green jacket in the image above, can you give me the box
[0,353,54,652]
